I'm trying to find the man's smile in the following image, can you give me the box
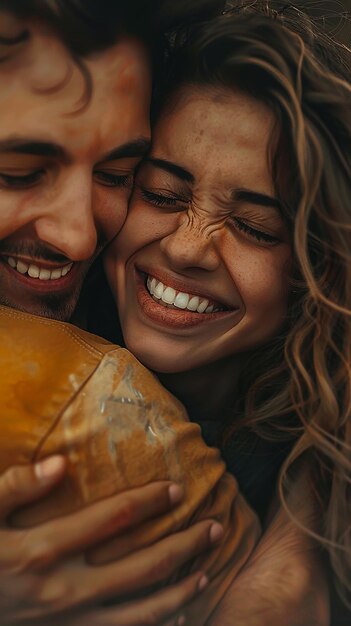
[6,256,73,280]
[1,254,80,294]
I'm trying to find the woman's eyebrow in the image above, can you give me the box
[145,157,194,183]
[143,159,282,211]
[233,189,282,212]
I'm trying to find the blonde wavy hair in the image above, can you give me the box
[158,0,351,605]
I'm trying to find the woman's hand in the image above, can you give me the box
[0,456,220,625]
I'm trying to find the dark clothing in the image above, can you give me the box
[192,416,292,523]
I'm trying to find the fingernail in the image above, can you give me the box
[209,522,223,544]
[168,484,183,506]
[197,574,209,591]
[177,615,186,626]
[35,456,64,481]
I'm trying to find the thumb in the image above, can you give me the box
[0,456,66,519]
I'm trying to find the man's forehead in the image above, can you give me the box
[0,18,151,159]
[0,16,150,97]
[89,36,151,84]
[0,136,151,166]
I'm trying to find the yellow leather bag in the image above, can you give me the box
[0,305,260,624]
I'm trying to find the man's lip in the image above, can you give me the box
[0,257,80,293]
[3,255,71,271]
[134,269,239,330]
[136,266,236,311]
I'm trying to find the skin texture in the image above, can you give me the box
[0,15,151,319]
[208,470,329,626]
[105,86,292,379]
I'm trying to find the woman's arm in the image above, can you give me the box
[208,501,329,626]
[207,468,329,626]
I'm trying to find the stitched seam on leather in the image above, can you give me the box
[33,360,101,461]
[0,306,102,358]
[33,349,122,461]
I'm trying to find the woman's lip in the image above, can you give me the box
[135,270,239,330]
[136,265,236,310]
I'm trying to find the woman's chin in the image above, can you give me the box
[122,335,193,375]
[131,351,188,375]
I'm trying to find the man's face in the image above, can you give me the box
[0,15,151,319]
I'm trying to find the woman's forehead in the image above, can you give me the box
[152,85,276,193]
[157,84,275,145]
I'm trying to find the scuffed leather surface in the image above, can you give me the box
[0,305,260,623]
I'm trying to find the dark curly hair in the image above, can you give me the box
[0,0,227,56]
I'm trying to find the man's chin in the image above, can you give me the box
[0,292,80,322]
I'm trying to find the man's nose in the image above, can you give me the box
[159,214,220,272]
[34,172,98,261]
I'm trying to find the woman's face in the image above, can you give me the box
[105,86,292,373]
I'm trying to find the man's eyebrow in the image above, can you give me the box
[101,138,151,162]
[145,157,194,183]
[0,137,151,164]
[233,189,282,211]
[0,139,67,160]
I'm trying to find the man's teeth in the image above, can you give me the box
[146,276,222,314]
[7,257,73,280]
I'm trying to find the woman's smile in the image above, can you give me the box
[134,266,241,330]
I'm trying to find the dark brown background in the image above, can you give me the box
[302,0,350,44]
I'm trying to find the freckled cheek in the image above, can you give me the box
[226,251,291,316]
[117,202,177,260]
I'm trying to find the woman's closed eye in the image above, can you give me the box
[229,216,281,244]
[140,187,189,210]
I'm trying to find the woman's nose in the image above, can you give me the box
[159,216,220,272]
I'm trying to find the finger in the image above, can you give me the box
[97,572,207,626]
[13,521,217,619]
[24,481,182,569]
[0,456,66,519]
[85,484,183,565]
[68,519,222,607]
[53,571,208,626]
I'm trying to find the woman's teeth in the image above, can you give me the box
[6,256,73,280]
[146,275,223,314]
